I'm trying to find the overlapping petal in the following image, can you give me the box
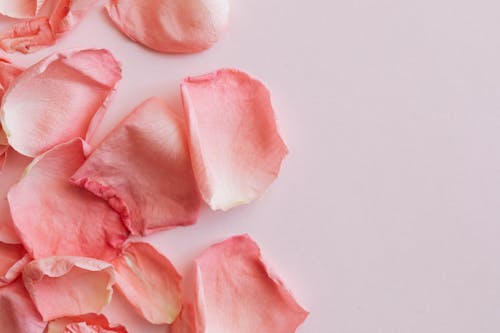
[181,69,288,210]
[171,235,308,333]
[0,0,46,19]
[23,256,115,321]
[0,278,46,333]
[45,314,127,333]
[106,0,229,53]
[8,139,129,260]
[1,49,121,157]
[0,243,30,287]
[112,242,182,324]
[71,97,201,236]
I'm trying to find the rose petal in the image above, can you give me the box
[1,49,121,157]
[171,235,308,333]
[112,242,182,324]
[0,278,46,333]
[8,138,129,260]
[106,0,229,54]
[0,17,55,54]
[71,97,201,236]
[0,243,30,287]
[49,0,98,34]
[0,148,32,244]
[23,256,115,321]
[0,58,24,99]
[181,69,288,210]
[0,0,46,19]
[45,314,127,333]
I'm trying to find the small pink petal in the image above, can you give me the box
[106,0,229,53]
[49,0,99,34]
[181,69,288,210]
[71,97,201,236]
[0,17,55,54]
[45,314,127,333]
[23,256,115,321]
[0,148,32,245]
[8,139,129,260]
[0,0,46,19]
[171,235,308,333]
[0,278,46,333]
[112,242,182,324]
[0,242,30,287]
[1,49,121,157]
[0,57,24,100]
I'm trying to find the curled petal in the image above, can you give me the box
[49,0,99,34]
[1,49,121,157]
[71,97,201,236]
[8,139,129,260]
[171,235,308,333]
[181,69,288,210]
[0,148,32,244]
[0,17,55,54]
[106,0,229,53]
[0,0,46,19]
[0,279,46,333]
[45,314,127,333]
[112,242,182,324]
[23,256,115,321]
[0,58,24,100]
[0,242,30,287]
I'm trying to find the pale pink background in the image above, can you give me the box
[4,0,500,332]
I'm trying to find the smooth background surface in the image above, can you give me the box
[4,0,500,332]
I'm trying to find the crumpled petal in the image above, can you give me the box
[45,314,127,333]
[49,0,99,34]
[171,235,308,333]
[181,69,288,210]
[112,242,182,324]
[71,97,201,236]
[0,242,30,287]
[0,17,55,54]
[106,0,229,54]
[8,138,129,260]
[0,0,46,19]
[23,256,115,321]
[0,148,32,244]
[1,49,121,157]
[0,278,46,333]
[0,58,24,99]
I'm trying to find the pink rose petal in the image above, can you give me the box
[45,314,127,333]
[0,242,30,287]
[181,69,288,210]
[0,58,24,99]
[71,97,201,236]
[106,0,229,53]
[49,0,99,34]
[171,235,308,333]
[0,278,46,333]
[23,256,115,321]
[0,0,46,19]
[1,49,121,157]
[0,17,55,54]
[8,138,129,260]
[112,242,182,324]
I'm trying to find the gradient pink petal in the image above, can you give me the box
[45,314,127,333]
[0,0,46,19]
[71,97,201,236]
[106,0,229,54]
[112,242,182,324]
[0,278,46,333]
[49,0,98,34]
[0,17,55,54]
[23,256,115,321]
[0,57,24,99]
[171,235,308,333]
[0,242,30,287]
[181,69,288,210]
[1,49,121,157]
[8,139,129,260]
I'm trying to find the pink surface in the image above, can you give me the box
[2,0,500,332]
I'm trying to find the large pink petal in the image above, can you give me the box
[181,69,288,210]
[71,97,201,236]
[0,0,46,19]
[0,243,30,287]
[23,256,115,321]
[0,17,55,54]
[45,314,127,333]
[1,49,121,157]
[0,148,32,244]
[112,242,182,324]
[106,0,229,54]
[171,235,308,333]
[0,278,46,333]
[8,139,129,260]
